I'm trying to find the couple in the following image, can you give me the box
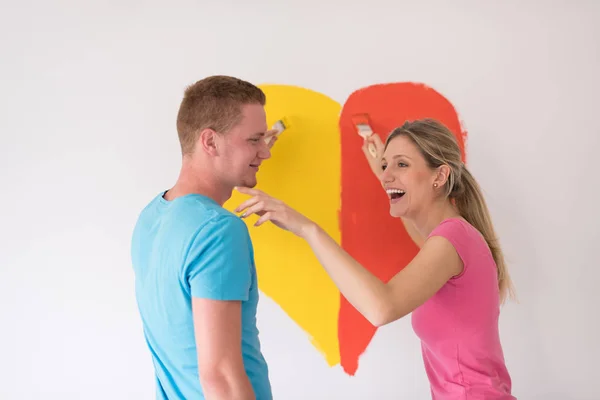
[131,75,517,399]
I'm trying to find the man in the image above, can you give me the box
[131,75,276,399]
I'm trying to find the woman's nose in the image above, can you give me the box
[380,168,394,183]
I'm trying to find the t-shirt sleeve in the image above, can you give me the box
[427,219,469,278]
[185,214,252,301]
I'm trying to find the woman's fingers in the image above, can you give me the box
[371,133,384,152]
[361,134,383,160]
[234,196,261,213]
[234,186,270,211]
[240,199,270,218]
[233,187,292,229]
[363,134,384,156]
[254,211,274,227]
[235,186,262,196]
[361,140,371,157]
[237,198,288,227]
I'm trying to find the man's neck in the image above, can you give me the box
[164,161,231,206]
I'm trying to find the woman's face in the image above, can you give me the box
[379,135,440,219]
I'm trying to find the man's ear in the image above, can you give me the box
[198,128,219,155]
[434,164,451,187]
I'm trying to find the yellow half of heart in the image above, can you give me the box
[224,84,342,366]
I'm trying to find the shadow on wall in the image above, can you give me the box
[224,81,468,376]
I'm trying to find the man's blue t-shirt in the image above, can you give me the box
[131,192,272,399]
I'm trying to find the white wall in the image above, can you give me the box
[1,0,599,399]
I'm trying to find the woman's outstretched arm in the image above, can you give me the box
[302,223,461,326]
[234,187,462,326]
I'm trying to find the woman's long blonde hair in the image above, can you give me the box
[386,118,516,304]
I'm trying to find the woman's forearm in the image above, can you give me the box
[302,223,393,326]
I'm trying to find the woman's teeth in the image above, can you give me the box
[386,189,405,199]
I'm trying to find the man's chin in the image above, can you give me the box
[240,177,257,189]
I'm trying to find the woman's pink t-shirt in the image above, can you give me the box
[411,218,515,399]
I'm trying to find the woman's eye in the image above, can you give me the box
[398,162,407,167]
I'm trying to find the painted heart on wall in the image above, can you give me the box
[223,81,467,376]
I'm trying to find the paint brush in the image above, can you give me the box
[351,113,377,158]
[265,117,290,145]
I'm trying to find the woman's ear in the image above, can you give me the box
[434,164,451,187]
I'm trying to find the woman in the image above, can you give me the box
[234,118,516,399]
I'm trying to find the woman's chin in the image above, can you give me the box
[389,204,407,218]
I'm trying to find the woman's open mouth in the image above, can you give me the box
[386,188,405,203]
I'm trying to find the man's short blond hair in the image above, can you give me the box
[176,75,266,154]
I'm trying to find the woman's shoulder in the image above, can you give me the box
[426,218,493,279]
[429,217,472,238]
[428,217,489,258]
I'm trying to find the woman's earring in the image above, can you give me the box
[433,183,438,188]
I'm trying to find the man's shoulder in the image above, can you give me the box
[179,196,244,228]
[133,192,250,246]
[165,195,249,244]
[195,210,249,242]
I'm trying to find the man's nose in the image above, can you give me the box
[258,141,271,159]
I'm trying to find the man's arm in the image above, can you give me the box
[193,298,254,400]
[186,215,255,400]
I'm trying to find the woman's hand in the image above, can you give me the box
[234,186,316,239]
[361,134,386,179]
